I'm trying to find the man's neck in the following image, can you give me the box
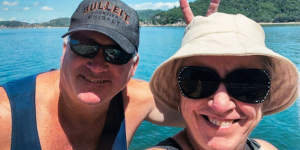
[56,93,113,148]
[58,91,112,126]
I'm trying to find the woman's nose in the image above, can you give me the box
[208,84,236,114]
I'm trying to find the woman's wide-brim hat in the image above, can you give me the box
[150,12,299,126]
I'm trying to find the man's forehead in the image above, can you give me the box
[70,30,117,45]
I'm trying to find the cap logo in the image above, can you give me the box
[84,0,130,24]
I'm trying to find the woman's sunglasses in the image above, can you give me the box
[68,37,135,65]
[177,66,271,104]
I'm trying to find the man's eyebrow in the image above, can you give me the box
[92,40,119,47]
[71,36,96,44]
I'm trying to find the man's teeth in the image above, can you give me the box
[208,118,233,128]
[82,76,107,84]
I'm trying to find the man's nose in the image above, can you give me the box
[86,49,108,73]
[208,84,236,114]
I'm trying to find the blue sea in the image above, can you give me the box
[0,26,299,149]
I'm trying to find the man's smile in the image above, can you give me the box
[79,74,111,85]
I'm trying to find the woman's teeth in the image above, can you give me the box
[208,118,233,128]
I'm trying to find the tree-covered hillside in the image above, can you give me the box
[0,21,31,28]
[137,9,163,23]
[0,18,69,28]
[152,0,300,24]
[40,17,70,27]
[0,10,161,27]
[1,1,300,28]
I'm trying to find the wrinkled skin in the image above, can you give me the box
[180,56,264,150]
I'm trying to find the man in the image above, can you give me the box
[0,0,153,149]
[0,0,220,149]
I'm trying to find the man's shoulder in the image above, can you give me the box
[127,79,153,103]
[127,78,149,88]
[36,70,60,101]
[125,79,155,121]
[0,87,11,114]
[0,69,59,109]
[0,87,10,110]
[37,69,59,83]
[36,70,60,90]
[1,70,59,88]
[0,87,12,149]
[123,79,155,141]
[254,139,278,150]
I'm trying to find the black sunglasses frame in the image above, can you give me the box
[68,37,135,65]
[177,66,271,104]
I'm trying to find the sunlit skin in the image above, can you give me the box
[60,31,138,106]
[180,56,264,150]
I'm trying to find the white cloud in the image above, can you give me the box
[3,8,8,11]
[24,7,30,11]
[2,1,18,6]
[131,2,179,10]
[0,18,3,21]
[41,6,53,11]
[9,17,16,21]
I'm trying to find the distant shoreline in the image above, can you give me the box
[1,22,300,29]
[259,22,300,26]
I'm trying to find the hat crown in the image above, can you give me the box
[72,0,139,29]
[62,0,140,54]
[182,13,266,51]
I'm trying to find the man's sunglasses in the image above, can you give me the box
[177,66,271,104]
[68,37,135,65]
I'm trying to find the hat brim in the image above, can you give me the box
[150,40,299,127]
[62,24,136,54]
[150,12,298,128]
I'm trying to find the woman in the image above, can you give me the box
[148,0,299,149]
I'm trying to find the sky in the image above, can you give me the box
[0,0,195,23]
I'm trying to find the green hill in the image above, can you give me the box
[0,10,159,28]
[0,18,69,28]
[41,17,70,27]
[137,9,163,24]
[0,21,31,27]
[152,0,300,25]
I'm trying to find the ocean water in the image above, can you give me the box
[0,26,299,149]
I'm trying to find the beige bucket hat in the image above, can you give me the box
[150,12,299,126]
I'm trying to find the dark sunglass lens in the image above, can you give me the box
[226,69,270,103]
[103,47,132,65]
[178,67,220,99]
[69,39,99,58]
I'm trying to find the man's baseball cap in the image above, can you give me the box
[62,0,139,54]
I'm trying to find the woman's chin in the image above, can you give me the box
[205,138,239,150]
[78,92,102,104]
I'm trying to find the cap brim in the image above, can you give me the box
[62,24,136,54]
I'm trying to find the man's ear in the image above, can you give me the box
[130,54,139,77]
[61,42,68,64]
[63,43,66,51]
[62,36,69,53]
[63,38,68,53]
